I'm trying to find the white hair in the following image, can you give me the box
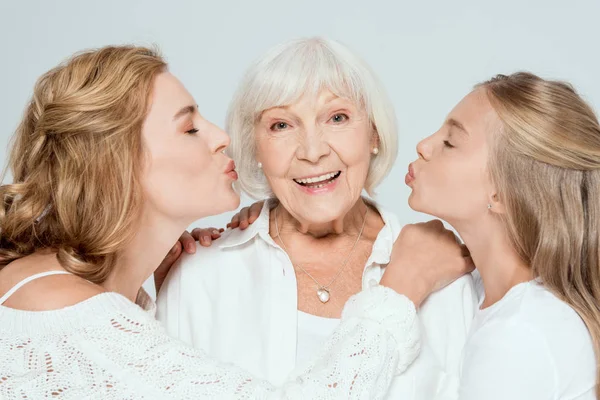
[226,37,398,199]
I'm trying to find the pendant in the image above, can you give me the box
[317,288,330,303]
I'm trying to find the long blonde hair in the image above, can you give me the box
[482,72,600,396]
[0,45,166,283]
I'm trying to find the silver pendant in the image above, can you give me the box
[317,288,330,303]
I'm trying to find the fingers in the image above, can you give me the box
[155,242,183,293]
[160,241,183,269]
[460,244,470,257]
[191,228,222,247]
[180,231,196,254]
[238,207,250,230]
[425,219,445,230]
[464,256,476,273]
[248,201,264,224]
[229,212,241,230]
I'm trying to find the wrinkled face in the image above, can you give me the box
[140,72,240,223]
[406,88,500,225]
[255,90,377,224]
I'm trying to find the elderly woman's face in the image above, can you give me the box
[255,90,376,223]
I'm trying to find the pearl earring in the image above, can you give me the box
[487,204,492,210]
[372,148,379,155]
[257,162,262,169]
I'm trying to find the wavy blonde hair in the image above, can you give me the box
[0,45,166,283]
[482,72,600,396]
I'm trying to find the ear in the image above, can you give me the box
[488,192,506,214]
[370,127,380,149]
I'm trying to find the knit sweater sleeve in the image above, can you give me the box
[83,285,420,399]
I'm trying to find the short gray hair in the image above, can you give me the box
[226,37,398,199]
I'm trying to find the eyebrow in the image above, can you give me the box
[172,105,197,121]
[447,118,469,136]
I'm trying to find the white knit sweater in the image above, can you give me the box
[0,285,419,399]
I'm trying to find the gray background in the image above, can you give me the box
[1,0,599,229]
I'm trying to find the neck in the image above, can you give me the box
[276,198,369,239]
[452,218,532,309]
[101,211,190,302]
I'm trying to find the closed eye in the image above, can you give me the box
[186,128,199,134]
[443,140,455,148]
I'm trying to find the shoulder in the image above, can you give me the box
[470,282,594,368]
[421,274,479,319]
[158,226,271,299]
[175,228,261,275]
[366,200,402,234]
[507,283,593,357]
[418,274,478,370]
[494,282,591,342]
[0,255,105,311]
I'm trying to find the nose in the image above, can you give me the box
[208,122,230,154]
[416,135,433,161]
[296,127,330,163]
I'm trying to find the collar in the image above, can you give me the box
[218,197,401,266]
[218,200,276,249]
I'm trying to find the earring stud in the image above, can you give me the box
[372,148,379,155]
[487,204,492,210]
[257,162,262,169]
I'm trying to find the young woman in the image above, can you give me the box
[0,45,469,399]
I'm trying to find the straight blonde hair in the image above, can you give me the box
[482,72,600,397]
[0,45,166,283]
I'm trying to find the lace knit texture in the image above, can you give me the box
[0,285,419,399]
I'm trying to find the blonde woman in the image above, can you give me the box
[408,73,598,399]
[228,72,600,399]
[0,45,472,399]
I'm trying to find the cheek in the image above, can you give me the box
[411,157,488,217]
[142,139,216,216]
[256,136,297,186]
[330,131,372,177]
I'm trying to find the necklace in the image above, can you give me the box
[274,205,368,304]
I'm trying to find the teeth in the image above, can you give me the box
[295,172,339,185]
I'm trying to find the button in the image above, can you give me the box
[368,279,379,287]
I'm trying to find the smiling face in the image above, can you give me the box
[140,72,240,224]
[406,88,501,225]
[254,90,378,224]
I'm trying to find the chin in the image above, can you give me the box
[222,191,241,212]
[407,192,420,211]
[407,193,430,214]
[295,202,350,224]
[211,189,241,215]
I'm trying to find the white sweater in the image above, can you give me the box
[0,285,420,400]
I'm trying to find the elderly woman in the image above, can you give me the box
[156,37,478,398]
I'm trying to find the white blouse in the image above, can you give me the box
[157,200,479,399]
[296,311,339,370]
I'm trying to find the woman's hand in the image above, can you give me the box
[226,201,264,230]
[154,201,264,293]
[154,228,223,293]
[380,220,474,307]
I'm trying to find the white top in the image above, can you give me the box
[296,311,339,369]
[0,273,421,400]
[157,200,479,399]
[458,277,597,399]
[0,270,72,304]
